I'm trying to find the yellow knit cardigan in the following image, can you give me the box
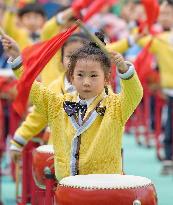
[15,68,143,180]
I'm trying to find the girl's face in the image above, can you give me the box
[121,2,135,22]
[63,41,84,70]
[133,4,146,22]
[72,59,106,99]
[20,12,45,33]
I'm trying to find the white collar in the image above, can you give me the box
[64,76,75,93]
[77,96,97,107]
[76,88,108,107]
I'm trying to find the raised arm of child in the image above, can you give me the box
[1,31,64,135]
[110,51,143,125]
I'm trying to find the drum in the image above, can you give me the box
[55,174,157,205]
[32,145,54,189]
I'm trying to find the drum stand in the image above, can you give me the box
[44,167,56,205]
[16,141,40,205]
[31,167,56,205]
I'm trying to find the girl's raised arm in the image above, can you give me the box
[0,30,63,120]
[111,52,143,125]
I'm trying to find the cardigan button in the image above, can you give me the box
[75,170,79,175]
[75,153,79,159]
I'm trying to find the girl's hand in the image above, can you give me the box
[110,52,128,73]
[0,28,20,59]
[57,8,75,24]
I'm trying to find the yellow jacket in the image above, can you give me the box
[106,39,130,53]
[14,67,143,180]
[138,32,173,88]
[15,72,66,144]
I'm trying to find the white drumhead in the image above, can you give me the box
[36,145,54,154]
[60,174,152,189]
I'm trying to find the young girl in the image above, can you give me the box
[2,32,143,180]
[9,32,89,161]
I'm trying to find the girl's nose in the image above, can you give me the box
[83,77,90,86]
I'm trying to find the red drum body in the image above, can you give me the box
[32,145,54,189]
[55,174,157,205]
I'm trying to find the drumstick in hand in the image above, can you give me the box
[76,19,110,57]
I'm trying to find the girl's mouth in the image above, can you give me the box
[83,90,91,93]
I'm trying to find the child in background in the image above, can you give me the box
[0,6,77,146]
[2,32,143,180]
[9,32,89,162]
[3,1,46,49]
[135,0,173,175]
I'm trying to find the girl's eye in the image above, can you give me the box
[77,73,83,77]
[65,55,71,58]
[91,74,98,77]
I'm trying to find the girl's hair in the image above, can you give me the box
[68,32,111,82]
[166,0,173,5]
[61,32,89,62]
[18,3,46,17]
[159,0,173,5]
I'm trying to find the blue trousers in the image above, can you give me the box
[164,96,173,160]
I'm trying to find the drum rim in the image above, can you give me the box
[59,183,154,190]
[32,165,48,190]
[58,174,154,190]
[35,144,54,153]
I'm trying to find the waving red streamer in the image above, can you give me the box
[134,40,154,85]
[141,0,160,31]
[72,0,93,14]
[13,25,77,115]
[83,0,118,22]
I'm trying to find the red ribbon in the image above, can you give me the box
[140,0,160,32]
[13,25,77,115]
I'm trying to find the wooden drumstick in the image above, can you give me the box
[76,19,110,57]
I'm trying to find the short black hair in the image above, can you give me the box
[18,3,46,18]
[159,0,173,5]
[133,0,141,4]
[166,0,173,5]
